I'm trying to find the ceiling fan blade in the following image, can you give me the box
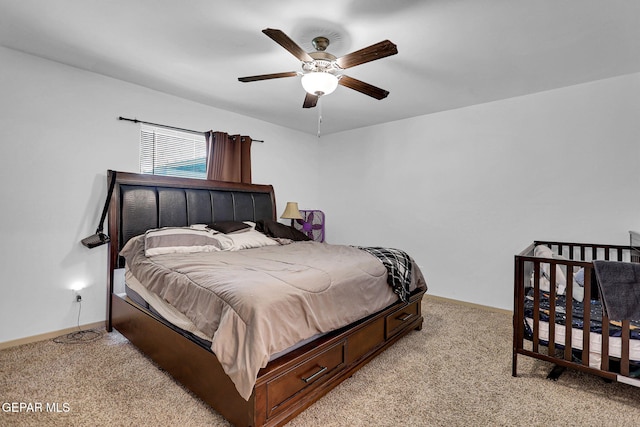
[302,92,318,108]
[238,71,298,83]
[263,28,314,62]
[338,75,390,100]
[336,40,398,69]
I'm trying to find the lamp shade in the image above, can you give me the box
[280,202,303,219]
[301,72,338,96]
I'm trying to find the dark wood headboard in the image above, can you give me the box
[105,170,276,328]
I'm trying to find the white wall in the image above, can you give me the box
[2,43,638,343]
[0,46,320,343]
[319,72,640,309]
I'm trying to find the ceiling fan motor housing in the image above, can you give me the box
[303,52,341,75]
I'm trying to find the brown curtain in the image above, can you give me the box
[205,131,252,183]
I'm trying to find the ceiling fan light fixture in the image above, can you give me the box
[301,72,338,96]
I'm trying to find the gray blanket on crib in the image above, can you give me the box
[593,260,640,320]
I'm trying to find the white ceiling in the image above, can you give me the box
[1,0,639,136]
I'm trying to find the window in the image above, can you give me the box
[140,124,207,179]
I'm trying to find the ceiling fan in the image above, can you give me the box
[238,28,398,108]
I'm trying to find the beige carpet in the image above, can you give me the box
[2,296,640,426]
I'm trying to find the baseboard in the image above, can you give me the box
[424,294,512,315]
[1,297,508,349]
[0,321,105,350]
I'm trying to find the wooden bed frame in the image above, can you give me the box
[105,170,426,427]
[513,240,640,388]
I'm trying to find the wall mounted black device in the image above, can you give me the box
[81,171,116,249]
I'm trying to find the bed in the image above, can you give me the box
[512,240,640,387]
[105,170,427,427]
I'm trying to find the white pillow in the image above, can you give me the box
[189,224,210,231]
[532,245,584,302]
[533,245,567,295]
[144,227,222,256]
[572,268,585,302]
[213,229,279,251]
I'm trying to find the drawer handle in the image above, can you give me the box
[302,366,328,383]
[396,313,412,322]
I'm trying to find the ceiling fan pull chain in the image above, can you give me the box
[317,96,323,138]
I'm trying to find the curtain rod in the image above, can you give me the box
[118,116,264,143]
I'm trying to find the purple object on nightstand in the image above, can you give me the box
[293,210,325,242]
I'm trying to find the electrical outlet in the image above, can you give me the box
[75,293,82,303]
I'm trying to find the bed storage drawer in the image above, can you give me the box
[266,340,345,418]
[385,300,420,339]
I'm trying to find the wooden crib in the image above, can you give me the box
[513,240,640,387]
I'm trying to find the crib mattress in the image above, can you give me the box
[525,318,640,364]
[524,288,640,365]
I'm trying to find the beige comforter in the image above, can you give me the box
[120,236,426,400]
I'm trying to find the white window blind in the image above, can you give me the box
[140,124,207,179]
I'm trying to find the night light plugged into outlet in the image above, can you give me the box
[70,281,84,304]
[72,290,82,303]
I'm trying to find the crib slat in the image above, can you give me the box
[621,320,631,376]
[548,262,557,356]
[533,262,540,353]
[582,267,592,366]
[512,256,526,377]
[601,312,609,371]
[564,268,574,362]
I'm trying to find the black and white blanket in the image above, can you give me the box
[358,246,412,303]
